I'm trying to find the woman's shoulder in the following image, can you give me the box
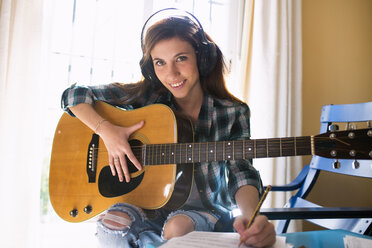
[212,96,249,111]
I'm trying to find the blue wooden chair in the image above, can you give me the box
[262,102,372,235]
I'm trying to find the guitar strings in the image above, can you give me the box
[90,136,351,154]
[89,135,358,162]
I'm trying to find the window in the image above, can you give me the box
[40,0,244,246]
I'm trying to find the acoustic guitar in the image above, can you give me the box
[49,101,372,223]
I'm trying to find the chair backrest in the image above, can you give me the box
[297,102,372,198]
[314,101,372,178]
[280,102,372,235]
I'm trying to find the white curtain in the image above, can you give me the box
[0,0,44,246]
[240,0,303,223]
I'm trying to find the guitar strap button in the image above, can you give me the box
[70,209,78,217]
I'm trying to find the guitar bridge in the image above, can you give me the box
[87,133,99,183]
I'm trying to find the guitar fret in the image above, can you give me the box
[205,142,208,162]
[159,144,163,164]
[296,136,312,155]
[157,144,160,165]
[168,144,171,164]
[158,144,161,165]
[254,140,257,158]
[179,143,182,164]
[243,140,246,159]
[164,144,167,164]
[169,144,172,164]
[180,144,182,163]
[191,143,194,163]
[232,142,235,160]
[214,142,217,161]
[223,141,225,160]
[175,143,178,164]
[294,137,297,156]
[142,145,146,165]
[235,141,243,160]
[186,144,190,163]
[268,138,282,157]
[149,145,153,165]
[181,143,184,164]
[198,143,201,163]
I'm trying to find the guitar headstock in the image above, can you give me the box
[313,128,372,159]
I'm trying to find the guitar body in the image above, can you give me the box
[49,101,194,223]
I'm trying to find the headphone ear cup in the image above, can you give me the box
[197,41,217,77]
[140,57,158,83]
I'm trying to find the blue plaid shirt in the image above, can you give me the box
[61,83,263,215]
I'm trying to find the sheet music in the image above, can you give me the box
[344,235,372,248]
[159,231,290,248]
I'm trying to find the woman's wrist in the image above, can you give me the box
[94,118,107,133]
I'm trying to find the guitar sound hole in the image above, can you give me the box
[127,139,143,173]
[97,139,144,198]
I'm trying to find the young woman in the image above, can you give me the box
[61,9,276,248]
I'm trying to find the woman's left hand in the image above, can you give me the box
[233,214,276,247]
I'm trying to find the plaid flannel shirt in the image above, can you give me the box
[61,83,263,216]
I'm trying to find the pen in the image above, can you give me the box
[239,185,272,247]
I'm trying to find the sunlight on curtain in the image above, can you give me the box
[0,0,264,246]
[239,0,303,231]
[237,0,254,100]
[0,0,44,247]
[0,0,236,247]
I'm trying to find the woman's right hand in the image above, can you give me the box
[96,120,145,183]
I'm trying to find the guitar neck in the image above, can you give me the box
[142,136,313,165]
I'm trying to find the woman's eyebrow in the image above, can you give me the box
[152,52,190,61]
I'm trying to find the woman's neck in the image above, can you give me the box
[175,93,203,124]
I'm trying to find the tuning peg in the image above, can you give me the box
[328,124,339,132]
[333,159,340,169]
[330,149,337,157]
[367,130,372,137]
[349,149,356,157]
[352,160,360,169]
[348,132,355,139]
[345,123,356,130]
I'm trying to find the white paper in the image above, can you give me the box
[159,231,290,248]
[344,235,372,248]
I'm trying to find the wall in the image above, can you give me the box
[301,0,372,231]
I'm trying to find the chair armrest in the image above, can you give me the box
[265,165,310,191]
[260,207,372,220]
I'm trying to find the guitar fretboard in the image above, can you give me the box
[142,137,312,165]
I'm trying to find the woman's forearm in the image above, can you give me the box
[235,185,260,218]
[68,103,107,134]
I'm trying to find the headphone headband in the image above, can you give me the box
[139,8,218,83]
[141,8,206,50]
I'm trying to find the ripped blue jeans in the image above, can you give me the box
[96,203,217,248]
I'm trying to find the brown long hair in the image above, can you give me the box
[116,16,241,104]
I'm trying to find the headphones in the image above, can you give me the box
[139,8,217,84]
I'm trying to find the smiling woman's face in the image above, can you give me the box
[150,37,202,102]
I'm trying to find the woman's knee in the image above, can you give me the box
[162,214,195,240]
[100,211,132,230]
